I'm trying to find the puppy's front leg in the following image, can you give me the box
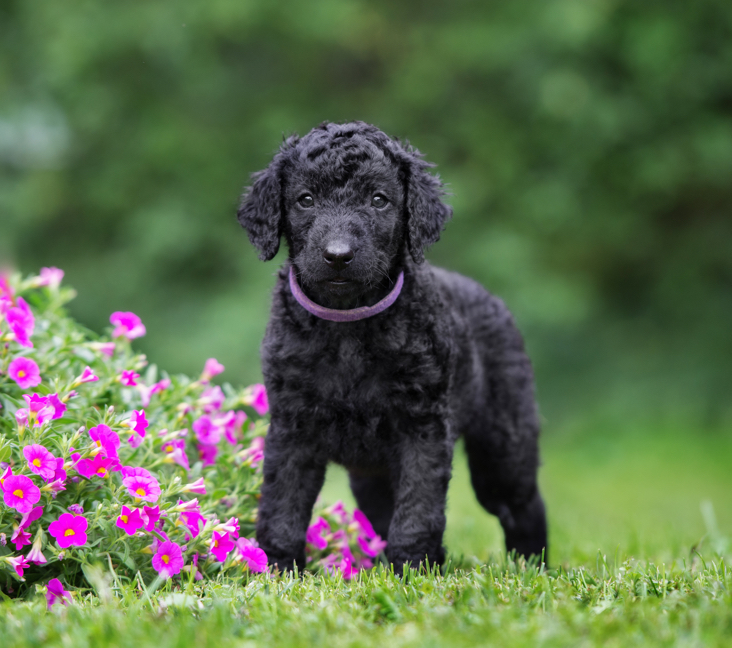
[256,425,326,572]
[387,426,453,573]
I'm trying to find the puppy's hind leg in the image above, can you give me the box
[348,471,394,540]
[464,431,548,563]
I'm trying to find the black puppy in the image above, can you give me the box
[238,121,547,573]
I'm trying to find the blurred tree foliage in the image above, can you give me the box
[1,0,731,426]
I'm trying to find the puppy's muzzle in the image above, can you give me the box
[322,242,355,271]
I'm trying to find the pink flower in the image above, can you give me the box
[19,393,55,427]
[180,477,206,494]
[139,378,170,407]
[75,366,99,384]
[120,370,140,386]
[128,409,149,443]
[38,267,64,288]
[88,424,121,461]
[241,436,265,468]
[210,531,235,561]
[23,444,58,480]
[193,415,221,445]
[177,499,206,538]
[214,411,238,445]
[357,534,387,558]
[50,458,67,483]
[27,533,48,565]
[142,505,162,532]
[6,555,30,580]
[161,439,189,471]
[249,384,269,416]
[76,453,118,479]
[19,505,43,529]
[237,537,268,573]
[47,393,67,420]
[110,311,146,340]
[120,466,154,480]
[122,475,160,502]
[198,444,218,466]
[48,513,88,548]
[8,357,41,389]
[324,501,350,525]
[306,517,330,550]
[353,509,377,539]
[67,504,83,514]
[201,358,225,382]
[11,527,32,550]
[116,505,144,535]
[199,386,225,413]
[152,540,184,579]
[2,474,41,514]
[6,297,34,348]
[46,578,72,608]
[90,342,116,358]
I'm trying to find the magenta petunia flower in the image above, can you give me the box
[19,505,43,530]
[250,384,269,416]
[6,297,34,348]
[120,466,154,481]
[324,500,350,525]
[20,393,55,427]
[237,537,268,573]
[67,503,84,514]
[306,517,330,551]
[198,443,218,466]
[46,578,72,608]
[241,436,265,468]
[76,453,118,479]
[180,477,206,494]
[120,370,139,386]
[88,424,121,461]
[358,534,387,558]
[128,409,149,437]
[210,531,235,562]
[2,474,41,514]
[47,393,67,420]
[177,499,206,538]
[199,386,225,414]
[90,342,116,357]
[193,415,221,445]
[138,377,170,407]
[8,357,41,389]
[122,474,160,502]
[116,505,144,535]
[5,555,31,580]
[27,534,48,565]
[11,527,32,550]
[48,513,88,548]
[23,444,57,481]
[38,267,64,288]
[49,457,67,484]
[214,411,238,445]
[161,439,189,471]
[142,504,162,532]
[75,366,99,384]
[353,509,377,539]
[152,540,184,579]
[110,311,146,340]
[201,358,224,382]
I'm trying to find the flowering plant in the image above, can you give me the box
[305,501,388,579]
[0,268,269,599]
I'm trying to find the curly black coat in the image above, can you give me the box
[238,121,547,573]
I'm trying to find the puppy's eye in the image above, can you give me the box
[298,194,314,208]
[371,194,388,208]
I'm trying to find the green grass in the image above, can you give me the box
[2,424,731,647]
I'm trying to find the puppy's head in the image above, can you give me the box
[238,121,451,303]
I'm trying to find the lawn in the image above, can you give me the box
[2,423,731,647]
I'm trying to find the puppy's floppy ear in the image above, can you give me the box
[237,153,286,261]
[402,149,452,263]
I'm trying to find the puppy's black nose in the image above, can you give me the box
[323,243,355,269]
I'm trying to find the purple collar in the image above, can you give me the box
[288,266,405,322]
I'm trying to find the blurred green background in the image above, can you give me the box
[1,0,731,435]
